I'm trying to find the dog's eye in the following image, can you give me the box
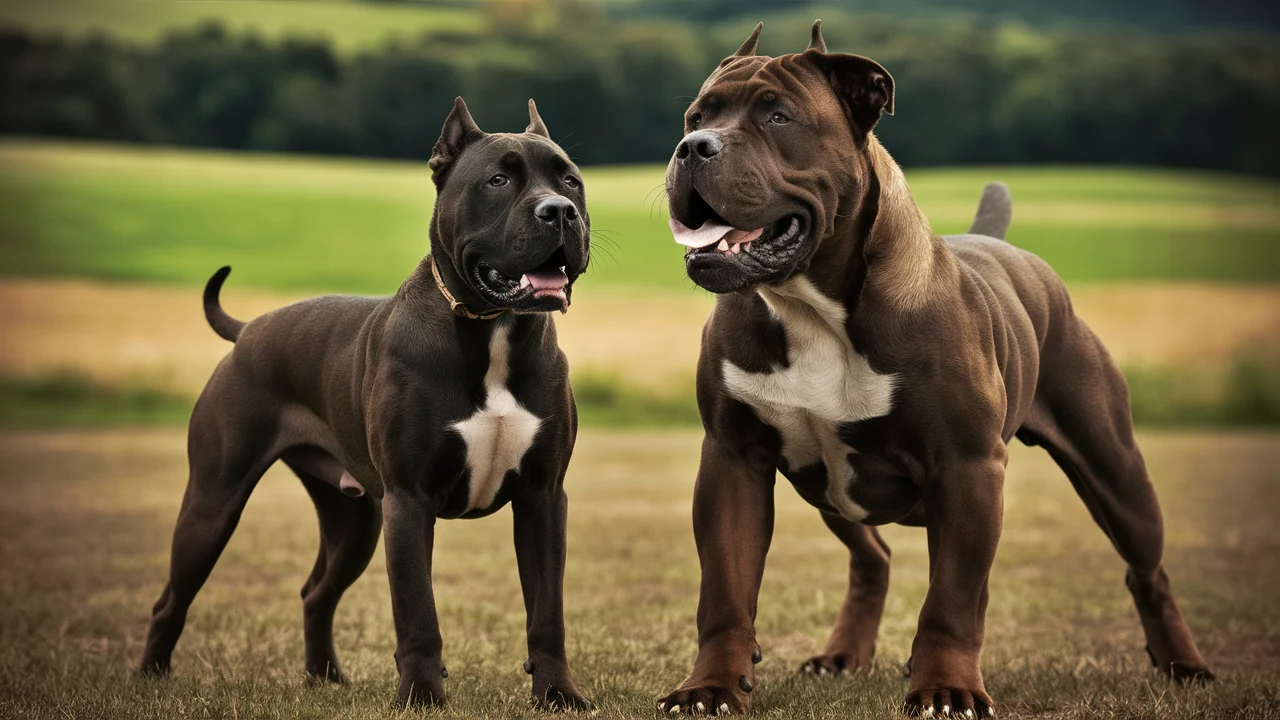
[487,174,509,187]
[769,112,791,125]
[564,176,581,189]
[689,112,702,129]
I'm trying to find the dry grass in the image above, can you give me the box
[0,428,1277,718]
[2,279,1277,397]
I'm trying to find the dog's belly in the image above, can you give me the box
[451,324,542,514]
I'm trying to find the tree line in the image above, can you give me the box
[2,9,1277,175]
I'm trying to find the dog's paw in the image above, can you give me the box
[395,676,446,708]
[305,659,348,684]
[799,650,873,677]
[1168,661,1216,685]
[534,685,594,713]
[657,678,751,715]
[903,687,994,718]
[135,658,171,678]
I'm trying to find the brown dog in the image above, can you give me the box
[657,21,1213,717]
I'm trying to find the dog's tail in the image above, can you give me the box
[968,181,1012,240]
[204,266,245,343]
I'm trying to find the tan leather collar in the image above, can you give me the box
[429,255,506,321]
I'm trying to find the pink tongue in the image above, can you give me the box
[525,268,568,291]
[669,218,764,248]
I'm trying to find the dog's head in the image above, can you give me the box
[667,21,894,293]
[429,97,589,313]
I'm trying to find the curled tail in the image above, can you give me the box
[204,266,245,342]
[968,181,1012,240]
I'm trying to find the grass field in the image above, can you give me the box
[0,427,1277,718]
[0,0,480,53]
[3,141,1279,297]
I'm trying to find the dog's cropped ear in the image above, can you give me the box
[810,53,894,137]
[807,19,827,53]
[718,22,762,67]
[525,99,550,139]
[430,96,485,187]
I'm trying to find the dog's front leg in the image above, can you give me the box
[904,454,1005,719]
[659,437,775,715]
[382,490,446,707]
[512,485,593,712]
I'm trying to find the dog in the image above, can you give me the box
[137,97,594,711]
[656,22,1213,717]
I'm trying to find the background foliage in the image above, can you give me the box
[2,0,1278,174]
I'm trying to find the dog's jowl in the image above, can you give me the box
[658,21,1213,717]
[137,97,593,711]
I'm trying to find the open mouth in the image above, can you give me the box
[473,245,573,313]
[669,189,808,275]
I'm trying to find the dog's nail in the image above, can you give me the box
[738,675,753,693]
[965,710,975,719]
[695,702,705,713]
[817,665,829,676]
[922,707,935,718]
[658,701,666,712]
[803,663,813,674]
[942,705,951,716]
[719,703,731,715]
[717,239,729,252]
[751,648,761,664]
[669,704,680,713]
[520,274,531,289]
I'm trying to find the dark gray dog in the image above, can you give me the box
[138,97,593,711]
[657,22,1212,717]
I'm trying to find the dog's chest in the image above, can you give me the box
[451,325,542,512]
[722,279,895,522]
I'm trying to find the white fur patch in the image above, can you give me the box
[722,277,895,521]
[452,324,542,511]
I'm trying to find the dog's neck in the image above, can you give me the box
[803,135,951,314]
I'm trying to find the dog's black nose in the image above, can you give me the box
[676,131,723,164]
[535,196,578,225]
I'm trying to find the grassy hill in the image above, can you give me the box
[0,0,481,52]
[1,140,1278,296]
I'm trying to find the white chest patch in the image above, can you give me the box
[452,325,542,512]
[721,277,896,522]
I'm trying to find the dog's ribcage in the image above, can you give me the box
[721,277,896,522]
[452,324,542,512]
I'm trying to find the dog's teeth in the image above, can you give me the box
[731,243,741,254]
[717,238,729,252]
[744,242,751,252]
[519,274,531,289]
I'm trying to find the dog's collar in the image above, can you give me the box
[429,255,506,321]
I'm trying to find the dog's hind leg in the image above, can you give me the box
[287,455,382,684]
[799,514,890,676]
[1017,321,1213,682]
[138,384,277,676]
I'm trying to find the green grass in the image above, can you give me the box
[0,371,192,427]
[5,358,1279,429]
[1,141,1278,297]
[0,0,481,53]
[0,427,1276,718]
